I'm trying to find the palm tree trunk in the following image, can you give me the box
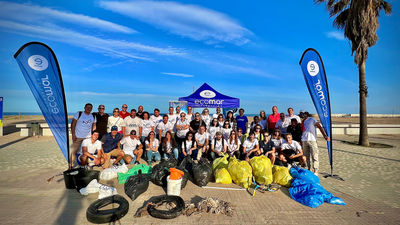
[358,61,369,146]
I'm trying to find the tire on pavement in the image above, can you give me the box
[86,195,129,224]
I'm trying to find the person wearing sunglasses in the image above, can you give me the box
[120,130,143,164]
[107,108,123,133]
[139,112,154,143]
[145,131,161,165]
[217,114,225,128]
[208,118,220,141]
[122,109,142,138]
[189,112,206,133]
[119,104,130,119]
[175,112,190,149]
[227,130,241,159]
[101,125,125,168]
[275,112,291,135]
[150,108,163,134]
[195,125,209,160]
[94,104,109,140]
[201,108,212,130]
[213,107,223,119]
[221,121,232,140]
[185,106,194,122]
[259,131,276,165]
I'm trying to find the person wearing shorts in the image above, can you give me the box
[101,126,125,168]
[77,130,104,166]
[120,130,143,164]
[279,133,306,167]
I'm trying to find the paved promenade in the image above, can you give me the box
[0,132,399,224]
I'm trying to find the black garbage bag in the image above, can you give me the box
[151,164,169,186]
[124,171,150,201]
[179,156,194,176]
[192,158,212,187]
[161,157,178,168]
[177,168,189,190]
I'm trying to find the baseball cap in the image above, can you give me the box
[111,126,118,131]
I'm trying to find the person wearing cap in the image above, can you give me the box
[120,130,143,164]
[101,125,125,168]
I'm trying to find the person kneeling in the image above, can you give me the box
[78,130,105,167]
[210,132,227,160]
[242,132,261,162]
[101,126,125,168]
[279,133,306,167]
[120,130,143,164]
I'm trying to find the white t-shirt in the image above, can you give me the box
[185,113,194,123]
[150,115,163,132]
[157,122,173,137]
[145,139,159,152]
[73,112,96,138]
[213,113,222,119]
[123,116,142,136]
[183,140,196,154]
[167,114,178,126]
[302,117,318,142]
[211,138,225,152]
[227,138,241,152]
[195,132,209,145]
[176,119,190,138]
[281,140,302,154]
[201,115,212,128]
[243,139,258,152]
[218,121,224,128]
[121,137,141,157]
[140,119,154,137]
[288,115,301,123]
[107,116,123,132]
[271,138,284,149]
[275,118,291,134]
[208,126,220,140]
[79,138,101,154]
[221,128,232,140]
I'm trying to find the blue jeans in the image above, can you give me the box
[147,150,161,163]
[164,148,179,160]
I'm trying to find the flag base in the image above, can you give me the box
[321,172,344,181]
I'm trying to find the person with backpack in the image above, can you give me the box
[70,103,96,168]
[210,131,227,160]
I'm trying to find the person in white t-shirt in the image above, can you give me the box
[145,131,161,165]
[185,106,194,122]
[275,113,291,135]
[213,107,223,119]
[139,112,154,143]
[182,132,197,160]
[162,131,179,160]
[70,103,96,168]
[150,108,163,134]
[301,112,330,175]
[221,121,232,140]
[195,125,209,160]
[120,130,143,164]
[201,108,212,129]
[78,130,104,166]
[217,114,225,128]
[175,106,181,119]
[242,132,260,162]
[107,108,124,132]
[227,130,241,158]
[287,107,301,124]
[167,107,178,135]
[122,109,142,137]
[157,115,173,141]
[175,112,190,149]
[210,131,227,160]
[279,133,306,167]
[208,118,220,141]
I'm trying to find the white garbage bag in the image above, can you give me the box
[98,184,118,199]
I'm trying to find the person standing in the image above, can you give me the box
[301,112,330,175]
[167,107,178,137]
[259,110,268,132]
[150,108,163,135]
[189,113,206,133]
[122,109,142,137]
[275,113,291,135]
[139,112,154,143]
[137,105,145,119]
[201,108,212,130]
[70,103,96,168]
[94,104,109,140]
[287,107,301,123]
[107,108,123,133]
[226,111,236,131]
[286,118,303,143]
[186,106,194,122]
[119,104,130,119]
[267,106,280,133]
[236,108,248,134]
[157,115,173,142]
[213,107,223,119]
[175,112,190,149]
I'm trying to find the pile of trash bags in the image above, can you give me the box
[289,167,346,208]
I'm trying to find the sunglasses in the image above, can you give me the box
[150,133,155,135]
[98,107,105,109]
[181,115,185,117]
[122,106,127,108]
[114,111,119,113]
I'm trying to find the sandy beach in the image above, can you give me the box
[0,117,399,224]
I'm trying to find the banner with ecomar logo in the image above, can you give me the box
[299,48,333,168]
[14,42,70,163]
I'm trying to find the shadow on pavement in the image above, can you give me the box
[54,189,83,225]
[0,136,30,149]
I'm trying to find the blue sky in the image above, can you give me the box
[0,0,399,114]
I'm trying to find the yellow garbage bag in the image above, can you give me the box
[249,155,273,185]
[272,166,292,187]
[227,157,252,188]
[212,154,229,171]
[215,168,232,184]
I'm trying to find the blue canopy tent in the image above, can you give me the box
[178,83,240,108]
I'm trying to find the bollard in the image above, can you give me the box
[31,122,40,137]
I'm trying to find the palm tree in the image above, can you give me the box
[315,0,392,146]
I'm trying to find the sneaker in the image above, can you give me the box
[134,161,140,165]
[287,164,292,170]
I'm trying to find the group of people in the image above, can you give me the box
[70,103,330,175]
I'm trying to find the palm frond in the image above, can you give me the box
[376,0,392,15]
[333,9,349,29]
[327,0,336,8]
[330,0,350,17]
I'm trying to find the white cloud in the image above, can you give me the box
[162,72,194,78]
[72,91,164,98]
[0,1,136,34]
[326,31,345,41]
[0,20,184,60]
[100,0,252,45]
